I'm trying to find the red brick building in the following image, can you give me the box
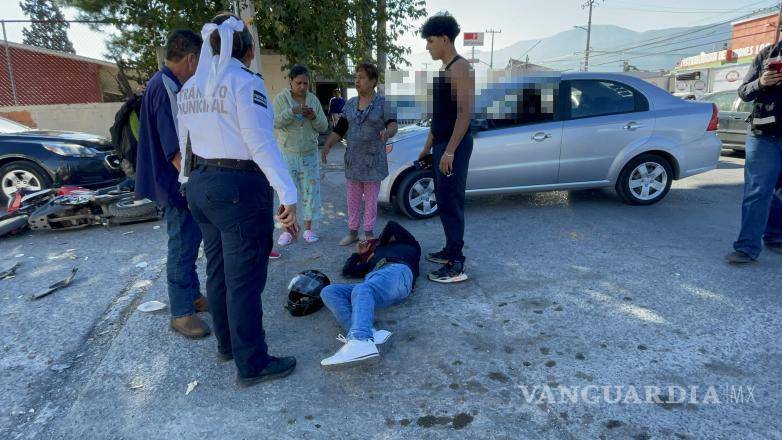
[0,41,124,107]
[731,13,780,50]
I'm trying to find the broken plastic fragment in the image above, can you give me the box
[153,226,161,230]
[32,267,78,300]
[137,301,167,313]
[185,380,198,395]
[14,254,24,258]
[123,231,135,235]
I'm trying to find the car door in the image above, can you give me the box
[729,98,753,148]
[559,79,654,184]
[701,91,740,147]
[467,119,563,190]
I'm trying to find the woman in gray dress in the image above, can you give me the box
[322,63,398,246]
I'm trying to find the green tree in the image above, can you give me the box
[63,0,426,83]
[20,0,76,53]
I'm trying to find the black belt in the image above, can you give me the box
[194,155,260,172]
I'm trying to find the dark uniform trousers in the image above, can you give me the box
[186,165,274,378]
[432,134,473,264]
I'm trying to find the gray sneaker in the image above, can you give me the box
[725,251,755,264]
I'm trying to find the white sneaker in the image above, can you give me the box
[321,338,378,369]
[373,329,392,345]
[336,330,392,345]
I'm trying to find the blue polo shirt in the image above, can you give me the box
[135,66,185,208]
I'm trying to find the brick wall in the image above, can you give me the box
[732,15,779,50]
[0,45,104,106]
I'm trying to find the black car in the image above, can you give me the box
[0,116,125,203]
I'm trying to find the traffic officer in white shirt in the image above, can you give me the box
[177,13,299,388]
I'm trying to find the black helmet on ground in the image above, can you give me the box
[285,270,330,316]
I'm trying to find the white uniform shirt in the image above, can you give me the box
[176,58,297,205]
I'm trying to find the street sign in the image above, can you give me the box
[464,32,484,47]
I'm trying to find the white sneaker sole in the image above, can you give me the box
[320,353,379,370]
[428,273,468,283]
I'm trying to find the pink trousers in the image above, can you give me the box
[346,179,381,232]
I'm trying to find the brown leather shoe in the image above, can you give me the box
[193,296,209,313]
[170,315,211,339]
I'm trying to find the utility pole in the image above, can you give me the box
[1,20,19,106]
[775,1,782,45]
[581,0,604,72]
[486,28,501,69]
[235,0,262,73]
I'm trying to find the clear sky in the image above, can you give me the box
[0,0,778,61]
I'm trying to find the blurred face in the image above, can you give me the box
[290,74,309,96]
[425,35,448,61]
[354,69,377,94]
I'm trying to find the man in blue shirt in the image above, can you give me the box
[136,29,210,338]
[328,89,345,127]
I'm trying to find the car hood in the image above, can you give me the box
[1,130,113,151]
[390,124,429,144]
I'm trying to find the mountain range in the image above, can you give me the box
[404,22,734,72]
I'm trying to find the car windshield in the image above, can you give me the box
[0,117,30,133]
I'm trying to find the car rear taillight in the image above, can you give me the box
[707,103,719,131]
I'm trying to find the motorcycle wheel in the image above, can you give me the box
[107,198,158,220]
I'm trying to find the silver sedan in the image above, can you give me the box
[381,72,722,219]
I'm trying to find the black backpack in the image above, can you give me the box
[109,94,143,177]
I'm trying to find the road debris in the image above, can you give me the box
[123,231,135,235]
[0,262,20,280]
[137,301,167,313]
[135,262,148,269]
[185,380,198,395]
[14,254,24,258]
[32,267,78,300]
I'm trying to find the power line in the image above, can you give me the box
[530,3,777,66]
[589,25,781,67]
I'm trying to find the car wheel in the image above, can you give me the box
[615,154,673,205]
[0,161,53,204]
[395,169,438,219]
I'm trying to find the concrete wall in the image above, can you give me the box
[0,102,123,137]
[259,51,290,104]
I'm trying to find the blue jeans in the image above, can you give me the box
[185,166,275,378]
[733,134,782,259]
[164,205,203,318]
[321,263,413,341]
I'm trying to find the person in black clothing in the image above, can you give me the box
[320,221,420,368]
[725,41,782,264]
[418,13,474,283]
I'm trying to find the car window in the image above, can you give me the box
[0,117,29,133]
[569,80,646,119]
[737,99,753,113]
[479,85,557,130]
[702,92,737,112]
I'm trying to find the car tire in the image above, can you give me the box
[0,214,29,237]
[395,169,438,219]
[0,161,53,205]
[107,198,159,220]
[615,154,673,205]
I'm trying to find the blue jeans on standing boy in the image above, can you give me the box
[321,263,413,341]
